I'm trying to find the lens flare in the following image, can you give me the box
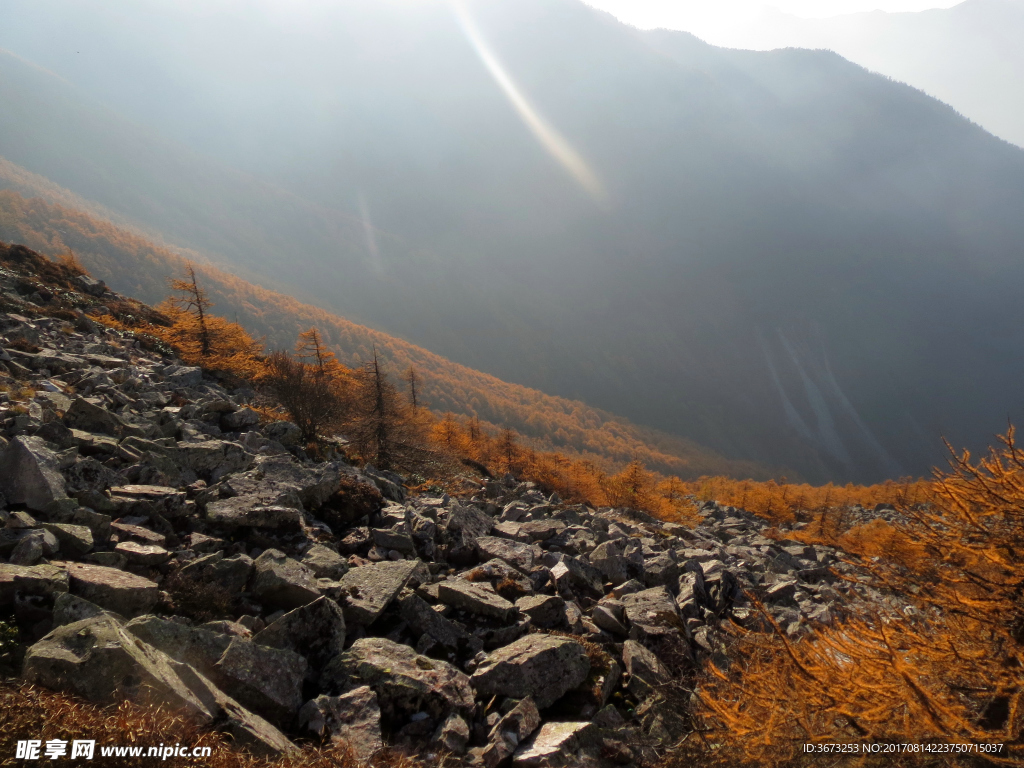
[451,0,608,204]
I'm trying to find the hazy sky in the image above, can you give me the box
[581,0,965,43]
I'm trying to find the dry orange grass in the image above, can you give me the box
[0,682,449,768]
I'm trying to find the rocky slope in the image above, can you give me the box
[0,244,897,766]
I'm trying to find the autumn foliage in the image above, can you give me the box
[691,430,1024,766]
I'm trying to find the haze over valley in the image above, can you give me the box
[2,0,1023,482]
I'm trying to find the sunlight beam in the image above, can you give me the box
[451,0,608,204]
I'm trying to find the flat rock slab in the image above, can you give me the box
[206,498,301,530]
[0,563,68,606]
[109,485,187,518]
[471,634,590,710]
[513,721,593,767]
[337,560,425,625]
[64,562,158,617]
[114,541,171,566]
[476,536,536,571]
[323,637,474,718]
[438,579,517,622]
[298,687,383,762]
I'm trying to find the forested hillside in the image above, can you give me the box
[3,0,1024,483]
[0,188,768,481]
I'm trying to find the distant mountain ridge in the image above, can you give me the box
[2,0,1023,482]
[676,0,1024,149]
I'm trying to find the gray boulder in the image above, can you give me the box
[438,579,517,622]
[298,686,382,761]
[476,536,536,571]
[433,712,470,755]
[205,499,301,530]
[250,549,320,610]
[399,592,473,650]
[471,634,591,709]
[23,616,215,717]
[301,544,349,580]
[0,563,68,606]
[213,637,308,726]
[125,615,233,678]
[321,637,474,717]
[516,594,565,628]
[65,562,158,617]
[622,639,670,698]
[337,559,427,625]
[482,697,541,768]
[253,596,346,676]
[0,436,69,511]
[179,551,253,594]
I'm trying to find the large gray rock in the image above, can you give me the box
[0,436,69,511]
[516,595,565,629]
[471,634,591,709]
[438,579,517,622]
[513,721,593,767]
[337,560,426,625]
[63,398,128,437]
[622,639,670,698]
[253,596,345,675]
[433,712,471,755]
[301,544,348,580]
[165,366,203,388]
[322,637,474,718]
[250,549,320,610]
[172,440,252,482]
[444,503,494,563]
[589,539,643,585]
[65,562,158,617]
[52,593,116,626]
[41,523,94,556]
[621,586,682,643]
[213,637,308,726]
[221,407,260,432]
[298,686,382,761]
[114,541,172,566]
[125,615,233,678]
[399,592,473,650]
[220,456,342,511]
[0,563,68,607]
[179,551,253,594]
[108,484,188,519]
[476,536,536,571]
[22,616,215,717]
[262,420,302,447]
